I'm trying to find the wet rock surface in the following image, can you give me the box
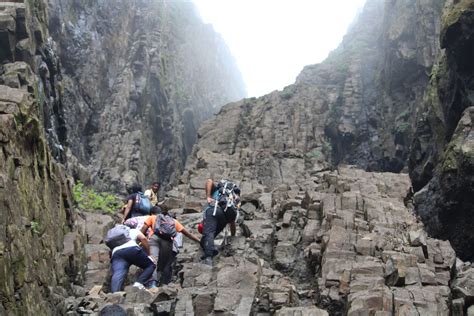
[298,0,444,173]
[0,1,87,314]
[46,0,247,192]
[408,0,474,262]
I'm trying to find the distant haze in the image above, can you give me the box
[194,0,366,97]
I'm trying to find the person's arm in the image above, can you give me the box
[122,199,134,223]
[119,204,126,214]
[206,179,215,204]
[181,228,200,243]
[136,231,151,255]
[140,222,150,236]
[229,222,236,236]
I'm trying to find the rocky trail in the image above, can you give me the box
[62,166,474,315]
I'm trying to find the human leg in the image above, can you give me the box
[200,205,219,258]
[148,234,160,286]
[157,237,174,285]
[124,246,155,286]
[110,251,131,292]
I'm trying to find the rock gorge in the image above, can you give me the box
[0,0,473,315]
[48,0,247,192]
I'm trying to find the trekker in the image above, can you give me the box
[144,182,160,206]
[121,184,152,223]
[141,209,200,286]
[108,218,156,292]
[200,179,241,266]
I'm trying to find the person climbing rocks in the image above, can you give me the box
[108,218,156,292]
[121,183,152,223]
[144,181,160,206]
[141,207,200,286]
[200,179,241,266]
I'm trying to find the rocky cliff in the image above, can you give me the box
[300,0,444,173]
[0,1,86,314]
[46,0,246,192]
[0,0,245,313]
[1,0,474,314]
[157,0,473,314]
[409,0,474,261]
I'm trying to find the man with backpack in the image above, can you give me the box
[121,184,152,223]
[200,179,241,266]
[106,218,156,292]
[141,208,200,286]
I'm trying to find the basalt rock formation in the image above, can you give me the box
[55,166,474,315]
[0,0,244,314]
[46,0,246,192]
[0,1,86,314]
[409,0,474,262]
[162,0,474,313]
[1,0,474,314]
[302,0,444,173]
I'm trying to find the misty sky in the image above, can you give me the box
[194,0,367,97]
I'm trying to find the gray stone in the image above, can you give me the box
[276,306,329,316]
[84,213,114,244]
[409,230,427,247]
[468,304,474,316]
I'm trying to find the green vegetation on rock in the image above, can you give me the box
[30,220,40,235]
[280,87,295,100]
[441,0,474,31]
[395,122,411,134]
[305,148,323,158]
[73,181,121,213]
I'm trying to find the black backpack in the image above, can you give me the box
[153,213,177,240]
[212,180,241,218]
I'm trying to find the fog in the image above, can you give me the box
[194,0,366,97]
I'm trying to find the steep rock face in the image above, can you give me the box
[410,0,474,261]
[0,1,86,314]
[160,1,474,313]
[297,0,444,172]
[177,0,445,192]
[46,0,246,192]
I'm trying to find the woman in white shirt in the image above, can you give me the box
[110,218,156,292]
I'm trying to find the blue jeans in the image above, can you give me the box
[110,246,155,292]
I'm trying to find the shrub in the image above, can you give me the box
[30,220,40,235]
[73,181,121,213]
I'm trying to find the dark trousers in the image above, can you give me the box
[200,204,228,258]
[110,246,155,292]
[157,237,176,285]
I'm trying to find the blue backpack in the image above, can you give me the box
[133,192,152,215]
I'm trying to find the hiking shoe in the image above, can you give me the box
[147,281,158,289]
[133,282,145,290]
[202,257,213,266]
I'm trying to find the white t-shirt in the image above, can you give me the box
[112,228,140,256]
[133,215,148,231]
[173,232,183,253]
